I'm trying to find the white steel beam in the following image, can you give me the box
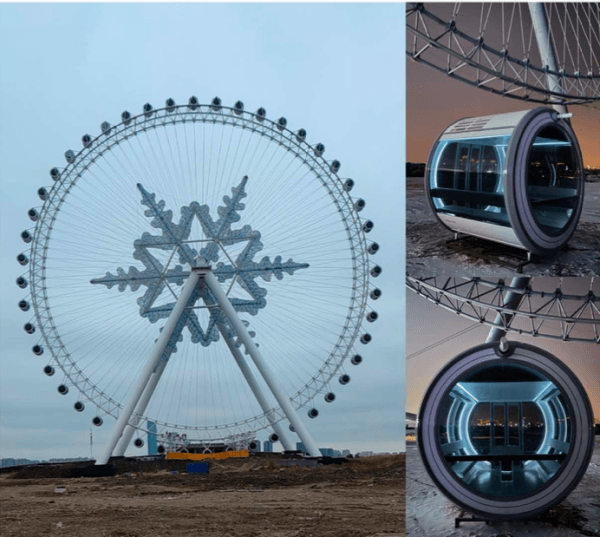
[96,269,201,465]
[217,322,294,451]
[113,361,167,456]
[528,3,568,114]
[114,269,294,456]
[486,277,530,343]
[202,269,322,457]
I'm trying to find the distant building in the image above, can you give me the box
[147,421,158,456]
[319,448,334,457]
[296,442,306,454]
[341,450,351,457]
[253,440,261,452]
[263,440,273,453]
[406,412,418,430]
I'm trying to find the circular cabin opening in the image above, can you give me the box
[419,342,594,519]
[436,361,571,499]
[526,125,581,237]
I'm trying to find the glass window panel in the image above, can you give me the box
[508,405,520,447]
[494,404,506,447]
[527,126,581,236]
[430,136,510,226]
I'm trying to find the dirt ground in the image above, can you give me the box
[0,454,405,537]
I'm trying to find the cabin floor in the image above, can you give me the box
[406,437,600,537]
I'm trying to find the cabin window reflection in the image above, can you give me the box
[431,137,508,226]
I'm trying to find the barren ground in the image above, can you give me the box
[0,454,405,537]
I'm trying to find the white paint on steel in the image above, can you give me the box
[528,3,568,115]
[113,360,167,456]
[215,320,294,451]
[97,269,201,465]
[202,269,321,457]
[486,277,531,343]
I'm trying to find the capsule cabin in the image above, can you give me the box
[426,108,584,256]
[418,342,594,519]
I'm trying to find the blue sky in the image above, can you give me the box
[0,3,405,460]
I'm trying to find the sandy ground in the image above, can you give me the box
[406,438,600,537]
[407,177,600,279]
[0,454,405,537]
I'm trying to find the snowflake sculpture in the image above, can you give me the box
[91,176,308,353]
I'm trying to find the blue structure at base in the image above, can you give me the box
[186,463,209,474]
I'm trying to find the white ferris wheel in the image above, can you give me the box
[16,97,381,462]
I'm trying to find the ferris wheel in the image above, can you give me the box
[406,3,600,106]
[16,96,381,462]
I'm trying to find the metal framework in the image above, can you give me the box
[18,98,380,453]
[406,3,600,105]
[407,276,600,343]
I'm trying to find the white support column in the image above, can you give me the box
[216,322,294,451]
[203,270,322,457]
[486,277,530,343]
[96,269,201,465]
[529,3,568,115]
[115,274,295,456]
[113,361,167,456]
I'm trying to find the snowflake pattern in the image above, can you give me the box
[91,176,308,356]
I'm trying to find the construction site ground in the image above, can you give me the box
[0,453,405,537]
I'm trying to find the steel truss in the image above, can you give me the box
[407,276,600,343]
[406,3,600,105]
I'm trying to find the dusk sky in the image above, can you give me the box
[407,279,600,423]
[0,3,405,461]
[406,5,600,169]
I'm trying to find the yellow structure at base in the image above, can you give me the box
[166,450,249,461]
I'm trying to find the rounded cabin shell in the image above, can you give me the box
[426,108,584,256]
[418,341,594,520]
